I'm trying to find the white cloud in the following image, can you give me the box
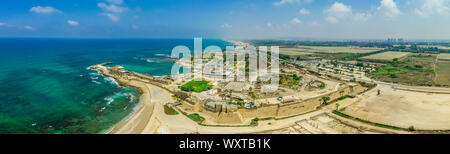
[67,20,79,26]
[273,0,313,6]
[415,0,450,17]
[299,8,310,15]
[98,2,127,13]
[24,25,36,31]
[378,0,401,18]
[323,2,371,23]
[324,2,352,23]
[29,6,62,14]
[267,22,273,28]
[106,0,124,5]
[274,0,297,6]
[0,22,5,26]
[291,18,302,24]
[325,2,352,18]
[104,13,120,22]
[98,0,128,22]
[221,23,232,28]
[353,13,371,22]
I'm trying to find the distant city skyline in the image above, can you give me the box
[0,0,450,40]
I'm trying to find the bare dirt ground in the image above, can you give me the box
[258,76,341,105]
[257,113,402,134]
[342,84,450,130]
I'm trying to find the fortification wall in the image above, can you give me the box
[213,112,243,124]
[204,84,368,124]
[277,85,366,117]
[238,105,279,119]
[277,98,321,117]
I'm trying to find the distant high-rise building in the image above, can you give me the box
[387,38,404,42]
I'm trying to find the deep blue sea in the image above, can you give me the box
[0,38,232,134]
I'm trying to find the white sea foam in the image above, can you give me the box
[89,72,100,76]
[146,58,162,63]
[103,91,136,106]
[104,97,114,105]
[104,77,120,87]
[154,53,170,57]
[91,80,102,84]
[99,107,106,112]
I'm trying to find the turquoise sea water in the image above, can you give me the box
[0,38,232,134]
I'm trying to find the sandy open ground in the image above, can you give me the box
[342,84,450,130]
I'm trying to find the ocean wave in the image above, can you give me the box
[103,91,136,107]
[89,72,100,76]
[104,96,114,105]
[146,58,162,63]
[154,54,170,57]
[104,77,120,87]
[92,80,102,84]
[99,107,106,112]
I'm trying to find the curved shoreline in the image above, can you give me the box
[90,64,159,134]
[101,87,145,134]
[107,81,155,134]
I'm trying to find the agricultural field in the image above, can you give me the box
[360,51,411,61]
[438,53,450,61]
[279,48,314,56]
[435,61,450,87]
[368,55,437,86]
[280,46,383,55]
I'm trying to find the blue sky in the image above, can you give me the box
[0,0,449,40]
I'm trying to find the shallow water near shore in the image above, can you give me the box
[0,38,232,134]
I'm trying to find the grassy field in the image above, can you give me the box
[179,80,213,93]
[360,51,411,61]
[279,46,383,55]
[164,105,179,115]
[279,74,303,89]
[187,113,205,124]
[438,53,450,61]
[368,55,437,86]
[435,61,450,87]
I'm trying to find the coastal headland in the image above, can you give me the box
[89,61,407,134]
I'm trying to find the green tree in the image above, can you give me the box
[320,96,331,105]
